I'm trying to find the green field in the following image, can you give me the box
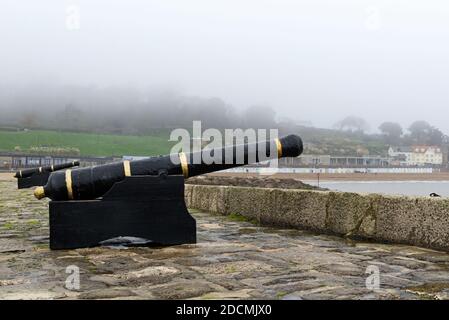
[0,130,176,157]
[0,127,390,158]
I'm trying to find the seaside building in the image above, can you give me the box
[388,146,443,166]
[409,146,443,165]
[0,152,116,170]
[294,155,389,167]
[388,146,413,166]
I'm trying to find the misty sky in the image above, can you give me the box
[1,1,448,132]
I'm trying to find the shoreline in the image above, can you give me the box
[3,171,449,182]
[208,172,449,182]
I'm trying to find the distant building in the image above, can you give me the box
[388,146,413,166]
[298,155,331,166]
[294,155,389,167]
[0,155,11,169]
[388,146,443,166]
[0,152,116,170]
[330,156,390,167]
[410,146,443,165]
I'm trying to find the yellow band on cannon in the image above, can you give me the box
[123,160,132,177]
[66,170,74,200]
[275,138,283,158]
[179,152,189,178]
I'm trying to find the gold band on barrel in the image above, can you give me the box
[123,160,132,177]
[39,167,42,173]
[275,138,283,158]
[65,169,74,200]
[19,170,22,178]
[179,152,189,178]
[51,165,54,171]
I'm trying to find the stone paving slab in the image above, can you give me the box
[1,179,449,300]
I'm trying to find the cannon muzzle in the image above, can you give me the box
[14,161,80,179]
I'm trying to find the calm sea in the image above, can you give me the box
[305,181,449,197]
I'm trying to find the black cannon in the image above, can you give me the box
[35,135,303,250]
[15,161,80,189]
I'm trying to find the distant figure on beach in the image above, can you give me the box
[429,193,441,197]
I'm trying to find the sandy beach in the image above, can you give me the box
[0,172,14,181]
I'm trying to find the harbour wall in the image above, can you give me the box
[185,185,449,252]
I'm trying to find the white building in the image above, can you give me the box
[409,146,443,165]
[388,146,413,165]
[388,146,443,166]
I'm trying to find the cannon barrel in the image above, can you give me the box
[14,161,80,179]
[34,134,303,201]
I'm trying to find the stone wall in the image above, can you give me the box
[185,185,449,252]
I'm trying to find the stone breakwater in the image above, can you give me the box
[185,185,449,252]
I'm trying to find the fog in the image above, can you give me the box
[1,0,448,132]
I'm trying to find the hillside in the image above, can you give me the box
[0,129,175,157]
[283,126,388,156]
[0,127,389,157]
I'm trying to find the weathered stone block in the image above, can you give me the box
[325,192,378,237]
[225,187,276,222]
[186,185,227,214]
[375,196,426,246]
[273,189,328,231]
[376,196,449,251]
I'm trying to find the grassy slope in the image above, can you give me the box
[0,130,175,157]
[0,127,388,157]
[295,126,387,156]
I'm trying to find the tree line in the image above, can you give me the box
[0,85,277,134]
[1,84,446,148]
[334,116,447,147]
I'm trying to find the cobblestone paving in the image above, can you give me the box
[1,177,449,299]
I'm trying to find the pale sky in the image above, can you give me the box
[1,0,448,132]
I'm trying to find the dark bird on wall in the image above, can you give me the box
[429,193,441,197]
